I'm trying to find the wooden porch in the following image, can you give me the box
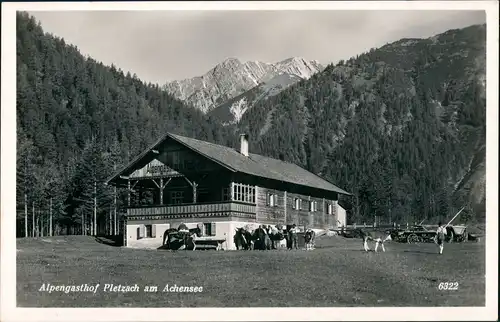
[126,201,257,221]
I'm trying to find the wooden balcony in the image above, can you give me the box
[126,201,256,221]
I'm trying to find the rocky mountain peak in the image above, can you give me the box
[163,56,324,113]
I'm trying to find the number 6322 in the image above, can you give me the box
[438,282,459,290]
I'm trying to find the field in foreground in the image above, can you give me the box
[17,235,485,307]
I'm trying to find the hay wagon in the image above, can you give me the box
[392,224,474,244]
[393,225,437,244]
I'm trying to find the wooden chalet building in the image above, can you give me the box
[105,133,350,250]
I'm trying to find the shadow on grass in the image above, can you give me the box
[94,235,123,247]
[403,250,436,254]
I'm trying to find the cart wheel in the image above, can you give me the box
[407,234,419,244]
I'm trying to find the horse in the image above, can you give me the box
[162,226,196,251]
[234,227,254,250]
[162,228,179,247]
[253,227,271,250]
[355,228,392,252]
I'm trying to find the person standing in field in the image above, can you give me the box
[436,222,447,254]
[290,224,299,250]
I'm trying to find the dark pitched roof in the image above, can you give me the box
[106,132,351,195]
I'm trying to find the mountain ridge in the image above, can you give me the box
[163,56,324,113]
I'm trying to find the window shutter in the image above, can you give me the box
[152,225,156,238]
[210,223,216,236]
[274,194,278,207]
[139,225,145,238]
[266,193,270,206]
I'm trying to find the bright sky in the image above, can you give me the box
[29,10,485,85]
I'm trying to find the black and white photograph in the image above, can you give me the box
[1,1,498,321]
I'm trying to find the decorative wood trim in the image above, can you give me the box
[127,180,131,206]
[183,176,194,187]
[127,211,257,221]
[192,181,198,203]
[162,178,172,189]
[160,178,164,205]
[130,180,139,192]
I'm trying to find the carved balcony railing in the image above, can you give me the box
[126,201,256,221]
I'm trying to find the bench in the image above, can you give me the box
[192,237,226,251]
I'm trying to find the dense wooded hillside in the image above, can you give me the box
[16,12,233,237]
[235,24,486,224]
[15,11,486,237]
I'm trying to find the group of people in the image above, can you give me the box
[233,223,316,251]
[255,223,316,250]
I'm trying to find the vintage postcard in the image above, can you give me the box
[1,1,498,321]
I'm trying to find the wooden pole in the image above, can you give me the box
[94,180,97,236]
[160,178,164,205]
[49,197,53,237]
[114,185,117,235]
[24,193,28,238]
[445,207,465,228]
[32,203,35,237]
[40,209,44,237]
[193,182,198,203]
[128,179,131,206]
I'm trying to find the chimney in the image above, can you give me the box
[239,134,249,157]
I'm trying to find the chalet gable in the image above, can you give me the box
[106,132,351,196]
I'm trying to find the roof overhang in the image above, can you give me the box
[105,133,236,187]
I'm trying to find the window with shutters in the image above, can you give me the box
[267,193,278,207]
[145,224,152,238]
[310,201,317,212]
[203,223,216,236]
[294,198,300,209]
[327,203,333,215]
[171,191,184,204]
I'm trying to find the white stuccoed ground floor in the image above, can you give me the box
[123,205,347,250]
[125,219,347,250]
[125,220,256,250]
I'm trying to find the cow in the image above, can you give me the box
[356,228,392,252]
